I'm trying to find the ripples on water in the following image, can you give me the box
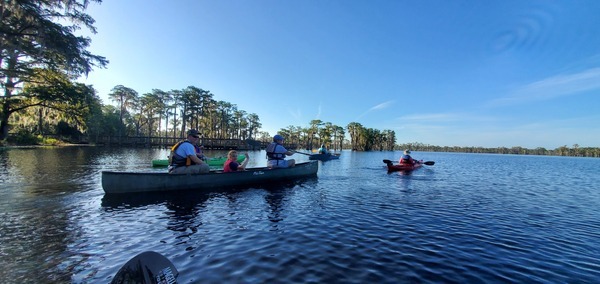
[1,148,599,283]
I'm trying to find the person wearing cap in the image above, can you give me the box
[399,149,416,165]
[168,129,210,174]
[266,134,296,168]
[317,144,328,155]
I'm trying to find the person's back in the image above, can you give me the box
[399,150,415,165]
[266,134,295,168]
[318,144,328,154]
[170,141,194,167]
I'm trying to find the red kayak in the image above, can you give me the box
[383,159,434,172]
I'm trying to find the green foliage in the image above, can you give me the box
[5,69,100,140]
[344,122,395,151]
[395,142,600,158]
[56,121,82,138]
[41,137,61,146]
[1,0,107,140]
[7,130,40,145]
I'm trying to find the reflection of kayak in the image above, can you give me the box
[151,154,246,167]
[111,251,178,284]
[383,159,434,172]
[308,153,340,161]
[102,161,318,194]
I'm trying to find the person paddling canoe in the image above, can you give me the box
[168,129,210,174]
[266,134,296,168]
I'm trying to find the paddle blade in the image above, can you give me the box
[112,251,178,284]
[382,159,393,164]
[423,161,435,166]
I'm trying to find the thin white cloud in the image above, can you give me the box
[398,113,459,121]
[395,112,498,123]
[356,100,395,119]
[288,108,302,120]
[488,67,600,107]
[370,101,394,110]
[315,102,322,119]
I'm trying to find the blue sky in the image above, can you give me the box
[78,0,600,149]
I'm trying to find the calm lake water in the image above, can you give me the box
[1,147,599,283]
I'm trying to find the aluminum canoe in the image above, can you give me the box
[102,161,318,194]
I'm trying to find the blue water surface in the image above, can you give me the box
[0,147,599,283]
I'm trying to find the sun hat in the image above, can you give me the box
[273,134,284,141]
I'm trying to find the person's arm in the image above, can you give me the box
[280,145,294,156]
[188,154,204,165]
[239,153,249,170]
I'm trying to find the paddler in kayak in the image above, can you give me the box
[399,149,417,165]
[317,144,328,155]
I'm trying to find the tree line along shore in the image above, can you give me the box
[2,131,597,158]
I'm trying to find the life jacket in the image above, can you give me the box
[169,140,194,167]
[399,154,414,165]
[266,142,285,160]
[223,159,236,173]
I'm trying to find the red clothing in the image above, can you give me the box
[223,159,239,172]
[399,155,415,165]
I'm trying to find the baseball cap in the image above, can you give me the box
[187,129,200,137]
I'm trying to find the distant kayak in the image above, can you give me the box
[152,154,246,167]
[308,153,340,161]
[383,159,434,172]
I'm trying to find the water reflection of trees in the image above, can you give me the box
[1,148,99,283]
[261,179,317,230]
[102,191,212,248]
[101,178,318,242]
[265,189,286,225]
[101,191,209,210]
[164,193,210,244]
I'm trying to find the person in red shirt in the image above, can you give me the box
[223,150,249,172]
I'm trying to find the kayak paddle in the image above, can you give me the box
[111,251,178,284]
[291,150,312,156]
